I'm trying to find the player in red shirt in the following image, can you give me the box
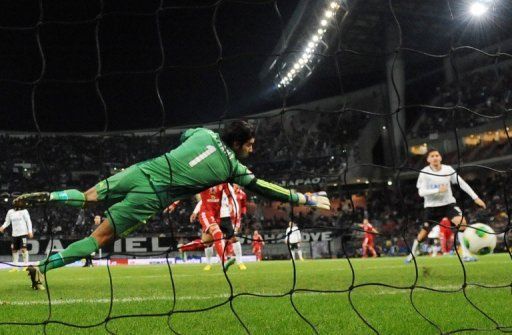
[252,230,264,261]
[359,218,378,258]
[438,217,454,255]
[177,184,236,270]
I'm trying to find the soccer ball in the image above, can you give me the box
[462,223,497,255]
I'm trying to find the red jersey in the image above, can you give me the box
[232,186,247,227]
[252,233,264,249]
[199,184,230,218]
[439,217,453,237]
[195,184,231,232]
[363,223,375,240]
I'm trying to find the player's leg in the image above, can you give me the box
[9,241,20,272]
[219,218,242,267]
[451,215,476,261]
[252,247,261,262]
[297,243,304,261]
[362,238,368,258]
[204,246,214,271]
[369,242,377,258]
[39,173,159,274]
[207,224,227,262]
[290,244,296,260]
[297,249,304,261]
[405,227,429,263]
[448,234,454,254]
[179,238,207,252]
[21,244,29,268]
[231,237,245,270]
[38,218,113,273]
[439,233,448,254]
[202,215,234,269]
[14,165,135,208]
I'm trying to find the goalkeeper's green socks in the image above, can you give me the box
[50,189,86,208]
[39,237,99,273]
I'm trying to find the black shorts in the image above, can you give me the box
[422,204,462,230]
[11,235,28,250]
[220,217,235,238]
[289,243,299,250]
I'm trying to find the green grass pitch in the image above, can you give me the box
[0,254,511,334]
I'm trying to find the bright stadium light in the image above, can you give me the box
[469,1,489,16]
[275,0,344,89]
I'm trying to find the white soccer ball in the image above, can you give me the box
[462,223,497,255]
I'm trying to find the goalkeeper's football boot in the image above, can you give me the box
[223,257,236,272]
[13,192,50,208]
[8,267,19,273]
[203,264,212,271]
[462,256,478,262]
[237,263,247,270]
[26,265,45,290]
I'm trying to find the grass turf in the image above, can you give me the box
[0,254,511,334]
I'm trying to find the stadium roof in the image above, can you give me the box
[0,0,510,132]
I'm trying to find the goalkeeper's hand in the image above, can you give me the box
[298,191,330,210]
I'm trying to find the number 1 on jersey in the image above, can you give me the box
[189,145,217,167]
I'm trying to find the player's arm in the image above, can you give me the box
[232,162,330,210]
[0,210,12,233]
[246,179,330,210]
[449,168,486,208]
[24,210,33,238]
[164,200,181,213]
[416,172,441,197]
[190,200,202,223]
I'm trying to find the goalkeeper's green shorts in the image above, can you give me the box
[95,165,161,238]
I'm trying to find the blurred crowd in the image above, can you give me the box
[412,67,512,139]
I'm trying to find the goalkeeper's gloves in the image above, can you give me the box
[297,191,330,210]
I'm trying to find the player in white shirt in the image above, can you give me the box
[285,221,304,261]
[405,149,486,263]
[0,207,33,272]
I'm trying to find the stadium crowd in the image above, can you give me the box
[0,127,508,255]
[412,67,512,139]
[0,93,509,256]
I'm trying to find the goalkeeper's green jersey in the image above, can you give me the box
[137,128,299,204]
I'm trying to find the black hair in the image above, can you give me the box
[425,147,440,160]
[221,120,255,148]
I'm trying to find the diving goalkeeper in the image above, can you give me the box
[14,121,330,288]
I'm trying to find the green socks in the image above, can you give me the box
[39,237,99,273]
[50,189,86,208]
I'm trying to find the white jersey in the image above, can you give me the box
[285,226,301,244]
[2,209,33,237]
[220,190,231,218]
[220,183,236,219]
[417,164,478,208]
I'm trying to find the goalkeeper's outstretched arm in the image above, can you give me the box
[244,178,330,210]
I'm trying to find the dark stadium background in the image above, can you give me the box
[0,0,509,132]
